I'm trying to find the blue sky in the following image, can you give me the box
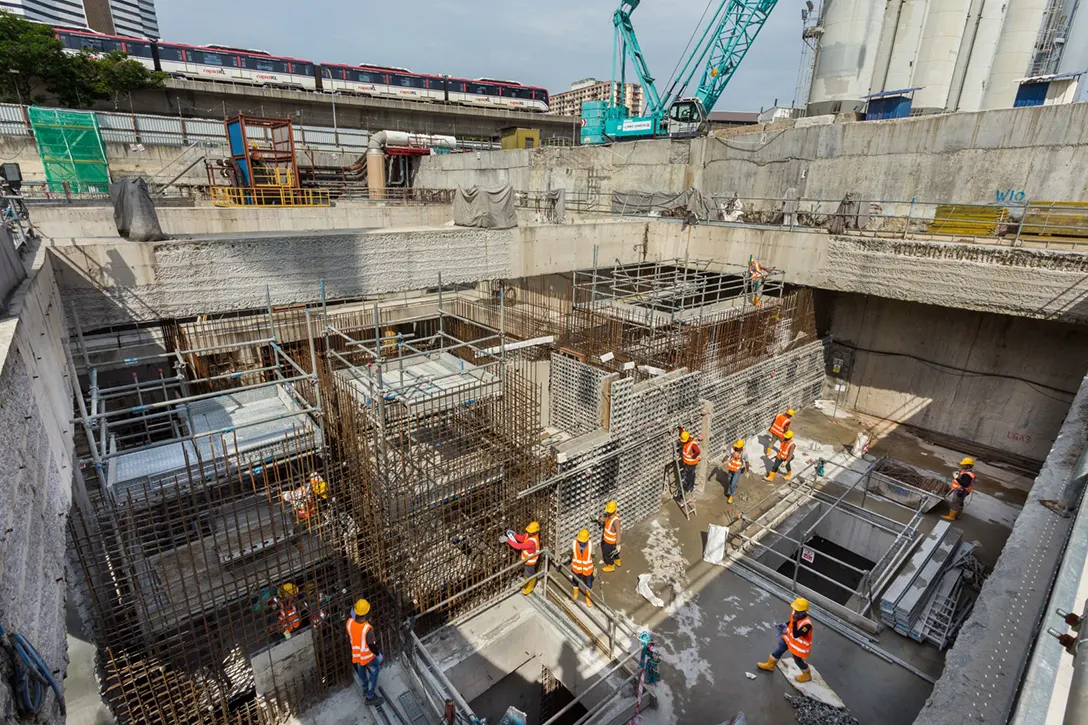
[157,0,803,112]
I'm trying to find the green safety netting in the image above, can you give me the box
[28,107,110,194]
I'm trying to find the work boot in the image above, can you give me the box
[571,586,579,601]
[614,558,621,568]
[522,578,537,596]
[941,510,959,521]
[784,472,792,481]
[602,565,616,572]
[764,472,777,482]
[765,447,773,457]
[795,670,812,683]
[756,656,777,672]
[585,591,593,607]
[727,495,734,504]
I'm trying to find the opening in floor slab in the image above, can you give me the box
[468,662,588,725]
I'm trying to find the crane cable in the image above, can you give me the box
[663,0,719,105]
[0,622,65,716]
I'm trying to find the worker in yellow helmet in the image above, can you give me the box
[679,428,701,495]
[765,430,796,482]
[943,457,976,521]
[502,521,541,595]
[597,501,621,572]
[721,439,749,505]
[570,529,595,607]
[275,583,301,639]
[766,408,795,456]
[346,598,384,706]
[757,598,813,682]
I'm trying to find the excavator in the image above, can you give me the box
[585,0,780,142]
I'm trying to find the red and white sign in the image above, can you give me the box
[801,547,815,564]
[581,118,587,127]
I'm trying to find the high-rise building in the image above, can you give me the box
[0,0,88,28]
[549,78,644,117]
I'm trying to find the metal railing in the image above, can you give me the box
[511,190,1088,249]
[209,186,332,207]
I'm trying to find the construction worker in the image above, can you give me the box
[721,439,748,504]
[765,430,796,481]
[766,408,795,456]
[943,457,976,521]
[502,521,541,595]
[287,472,328,522]
[679,428,701,494]
[571,529,594,607]
[757,598,813,682]
[276,583,302,639]
[346,598,384,706]
[749,257,765,308]
[597,501,621,572]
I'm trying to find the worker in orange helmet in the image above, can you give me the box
[766,408,795,457]
[757,598,814,682]
[765,430,796,481]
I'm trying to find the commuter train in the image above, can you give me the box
[54,26,551,112]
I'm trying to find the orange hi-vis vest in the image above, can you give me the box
[952,469,976,493]
[682,439,701,465]
[521,533,540,566]
[726,452,745,472]
[278,602,301,633]
[777,440,796,461]
[572,540,594,576]
[784,611,812,659]
[346,618,376,665]
[770,413,791,438]
[603,514,620,545]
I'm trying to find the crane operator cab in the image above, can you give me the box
[665,98,708,138]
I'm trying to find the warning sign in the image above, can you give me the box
[801,547,815,564]
[580,118,587,127]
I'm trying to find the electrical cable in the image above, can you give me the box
[0,623,65,716]
[833,340,1077,400]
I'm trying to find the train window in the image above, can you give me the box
[66,35,126,55]
[124,42,154,58]
[193,51,233,66]
[469,84,499,96]
[292,63,315,76]
[390,74,426,89]
[241,56,288,73]
[350,70,383,84]
[157,45,184,62]
[504,87,533,99]
[426,78,444,90]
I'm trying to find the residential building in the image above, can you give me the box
[549,78,643,117]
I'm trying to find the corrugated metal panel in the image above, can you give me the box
[297,127,337,147]
[96,113,138,144]
[181,118,225,140]
[0,104,28,137]
[134,115,185,146]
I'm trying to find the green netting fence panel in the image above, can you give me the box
[28,107,111,194]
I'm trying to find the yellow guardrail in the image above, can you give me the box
[210,186,331,208]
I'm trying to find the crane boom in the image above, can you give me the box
[586,0,779,143]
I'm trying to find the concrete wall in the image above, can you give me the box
[813,508,897,564]
[50,226,513,329]
[0,246,75,723]
[33,202,455,240]
[825,292,1088,460]
[418,103,1088,205]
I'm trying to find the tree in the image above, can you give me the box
[0,11,164,108]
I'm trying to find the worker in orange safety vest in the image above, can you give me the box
[757,597,814,682]
[346,598,384,706]
[721,439,749,505]
[275,583,302,639]
[766,408,795,456]
[765,430,796,481]
[679,428,701,495]
[502,521,541,595]
[570,529,594,607]
[597,500,621,572]
[943,457,976,521]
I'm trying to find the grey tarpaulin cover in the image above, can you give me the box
[611,188,715,221]
[110,177,167,241]
[454,185,518,229]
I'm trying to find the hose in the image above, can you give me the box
[0,623,65,716]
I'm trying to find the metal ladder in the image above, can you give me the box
[671,445,698,520]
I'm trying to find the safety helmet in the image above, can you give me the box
[526,521,541,534]
[280,583,298,597]
[733,440,745,450]
[354,599,370,616]
[577,529,590,543]
[791,597,809,612]
[605,500,618,514]
[786,408,796,417]
[311,478,328,498]
[784,430,795,439]
[960,457,975,467]
[680,430,691,443]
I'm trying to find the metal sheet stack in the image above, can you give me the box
[879,520,977,648]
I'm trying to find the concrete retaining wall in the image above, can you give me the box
[50,227,513,329]
[33,202,455,240]
[418,103,1088,205]
[0,247,75,723]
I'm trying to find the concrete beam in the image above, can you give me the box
[120,80,583,141]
